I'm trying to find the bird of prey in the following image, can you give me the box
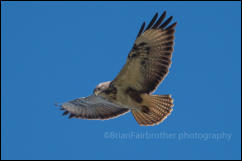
[57,11,177,126]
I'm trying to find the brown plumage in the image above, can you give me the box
[113,12,176,94]
[57,11,177,126]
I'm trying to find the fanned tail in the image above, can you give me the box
[132,94,174,126]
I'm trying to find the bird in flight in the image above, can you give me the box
[57,11,177,126]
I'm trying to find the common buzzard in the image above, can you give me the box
[57,11,177,126]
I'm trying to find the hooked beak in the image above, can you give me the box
[93,88,98,95]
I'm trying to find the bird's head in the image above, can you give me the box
[93,81,111,95]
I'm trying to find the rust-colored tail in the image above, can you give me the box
[132,94,174,126]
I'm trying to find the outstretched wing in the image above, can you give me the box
[57,95,130,120]
[112,11,177,94]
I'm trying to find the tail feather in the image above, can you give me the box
[132,94,174,126]
[133,110,151,125]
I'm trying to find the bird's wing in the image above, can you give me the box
[58,95,130,120]
[112,11,177,94]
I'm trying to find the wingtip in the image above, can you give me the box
[159,15,174,29]
[54,103,60,107]
[165,21,178,30]
[173,21,178,28]
[68,114,75,119]
[62,111,69,116]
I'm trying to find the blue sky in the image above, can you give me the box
[1,1,241,160]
